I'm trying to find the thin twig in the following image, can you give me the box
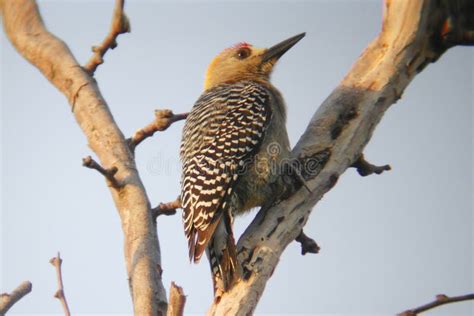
[129,110,188,150]
[50,253,71,316]
[153,198,181,219]
[0,281,32,315]
[295,230,320,255]
[167,282,186,316]
[82,156,119,187]
[351,154,391,177]
[398,293,474,315]
[83,0,130,75]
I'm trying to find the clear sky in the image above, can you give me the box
[1,0,473,315]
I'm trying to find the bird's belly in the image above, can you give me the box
[234,137,291,213]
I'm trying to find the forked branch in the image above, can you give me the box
[207,1,474,314]
[0,0,168,314]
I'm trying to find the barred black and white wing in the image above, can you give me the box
[180,82,271,262]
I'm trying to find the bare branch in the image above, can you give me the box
[82,156,119,187]
[0,1,168,314]
[153,198,181,219]
[398,293,474,316]
[351,154,391,177]
[295,230,320,255]
[49,253,71,316]
[167,282,186,316]
[0,281,32,315]
[208,1,473,314]
[83,0,130,75]
[129,110,188,150]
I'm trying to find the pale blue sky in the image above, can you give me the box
[1,1,473,315]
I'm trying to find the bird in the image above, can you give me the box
[180,33,305,295]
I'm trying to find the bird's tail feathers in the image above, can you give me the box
[191,216,221,263]
[207,219,239,295]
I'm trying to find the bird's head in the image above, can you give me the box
[204,32,305,90]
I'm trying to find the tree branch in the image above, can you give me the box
[0,1,168,314]
[167,282,186,316]
[207,1,473,314]
[83,0,130,75]
[0,281,32,315]
[49,253,71,316]
[398,293,474,315]
[295,230,320,255]
[129,110,188,150]
[351,154,391,177]
[153,198,181,219]
[82,155,120,187]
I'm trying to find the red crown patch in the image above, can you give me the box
[224,42,252,52]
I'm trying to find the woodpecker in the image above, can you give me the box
[180,33,305,295]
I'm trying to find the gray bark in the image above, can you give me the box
[207,0,473,314]
[0,0,168,314]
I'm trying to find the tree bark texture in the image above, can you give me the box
[0,0,168,314]
[207,1,473,314]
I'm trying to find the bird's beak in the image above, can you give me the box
[262,32,306,63]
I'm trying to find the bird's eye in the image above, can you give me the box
[236,48,251,59]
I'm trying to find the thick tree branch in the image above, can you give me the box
[351,154,391,177]
[398,293,474,315]
[208,1,473,314]
[0,281,32,315]
[49,253,71,316]
[167,282,186,316]
[83,0,130,75]
[129,110,188,150]
[0,1,168,314]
